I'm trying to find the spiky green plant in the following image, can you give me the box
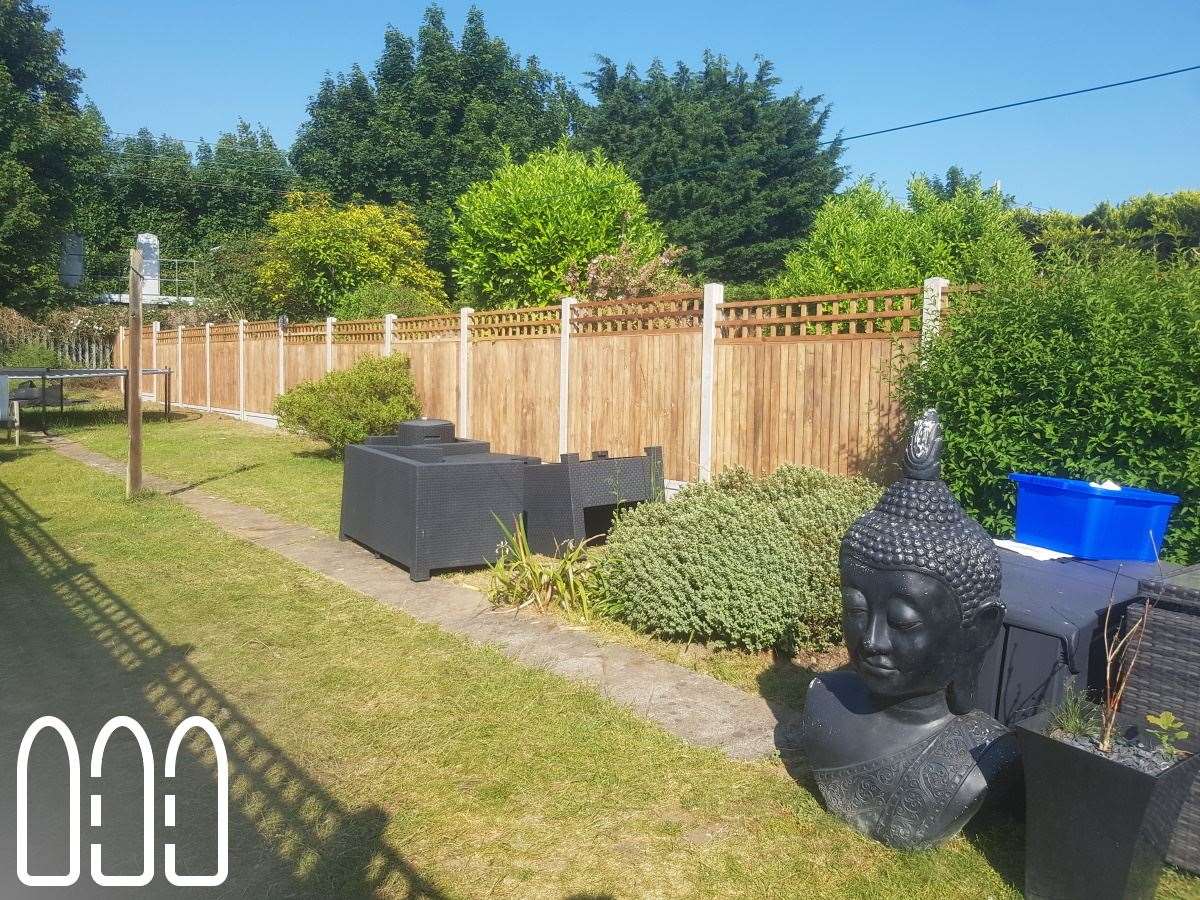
[486,516,599,623]
[1047,684,1101,740]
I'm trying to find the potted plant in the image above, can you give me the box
[1015,594,1200,900]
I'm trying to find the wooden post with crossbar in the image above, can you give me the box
[127,247,143,497]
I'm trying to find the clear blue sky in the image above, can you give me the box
[47,0,1199,214]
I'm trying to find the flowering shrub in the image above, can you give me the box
[595,466,880,652]
[563,242,692,301]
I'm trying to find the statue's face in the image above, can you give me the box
[840,564,963,701]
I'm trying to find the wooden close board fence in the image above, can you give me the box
[115,281,979,482]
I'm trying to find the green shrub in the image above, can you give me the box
[768,178,1034,296]
[258,192,447,321]
[333,280,452,320]
[273,354,420,455]
[1,341,67,368]
[595,466,881,652]
[450,141,666,308]
[896,247,1200,564]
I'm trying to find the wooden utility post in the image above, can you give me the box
[127,247,143,497]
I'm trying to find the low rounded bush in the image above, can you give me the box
[595,466,881,652]
[273,354,420,455]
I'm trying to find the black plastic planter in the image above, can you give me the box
[1015,710,1200,900]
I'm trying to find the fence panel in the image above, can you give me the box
[181,327,206,407]
[570,331,700,482]
[395,340,457,421]
[106,283,972,481]
[209,324,239,411]
[469,335,559,461]
[244,322,280,415]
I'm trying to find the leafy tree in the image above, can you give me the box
[1015,191,1200,262]
[923,165,1015,206]
[577,53,843,283]
[450,143,665,308]
[1082,191,1200,259]
[291,5,582,281]
[896,248,1200,564]
[193,121,293,244]
[72,120,292,303]
[257,192,445,320]
[768,178,1034,295]
[0,0,103,313]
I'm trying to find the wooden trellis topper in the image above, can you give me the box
[717,287,925,342]
[332,318,386,344]
[470,306,562,341]
[390,314,460,342]
[569,291,704,335]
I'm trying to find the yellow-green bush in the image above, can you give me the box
[273,354,420,455]
[257,192,446,320]
[595,466,881,652]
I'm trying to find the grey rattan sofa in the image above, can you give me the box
[340,419,538,581]
[524,448,665,555]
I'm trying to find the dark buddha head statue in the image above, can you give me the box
[839,409,1004,714]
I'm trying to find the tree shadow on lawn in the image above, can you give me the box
[0,476,445,899]
[757,653,1026,897]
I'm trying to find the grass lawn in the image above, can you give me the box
[50,396,824,710]
[0,441,1063,899]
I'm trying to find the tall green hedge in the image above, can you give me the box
[897,248,1200,564]
[595,466,881,652]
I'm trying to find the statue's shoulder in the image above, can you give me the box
[800,671,875,768]
[804,670,871,717]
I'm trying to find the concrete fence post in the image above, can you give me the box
[117,326,125,368]
[238,319,247,421]
[150,320,160,401]
[325,317,336,373]
[558,297,577,456]
[921,276,949,344]
[204,323,212,411]
[176,325,183,405]
[383,313,396,357]
[458,307,472,437]
[277,319,285,397]
[697,283,722,481]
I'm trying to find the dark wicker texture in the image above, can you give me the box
[523,448,664,555]
[1123,567,1200,874]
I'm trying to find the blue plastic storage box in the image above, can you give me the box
[1009,473,1179,562]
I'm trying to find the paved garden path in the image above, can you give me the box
[43,435,802,761]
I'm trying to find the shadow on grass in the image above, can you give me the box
[0,475,445,898]
[757,654,1026,896]
[34,402,200,433]
[164,462,263,496]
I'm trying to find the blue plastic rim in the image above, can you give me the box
[1009,473,1180,562]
